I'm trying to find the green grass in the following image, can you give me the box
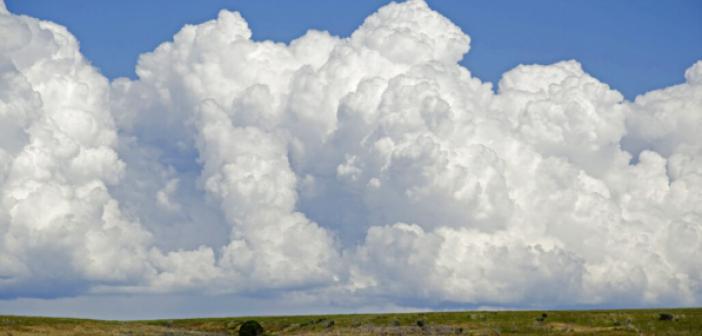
[1,307,701,335]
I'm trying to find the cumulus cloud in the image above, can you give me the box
[1,0,701,310]
[0,7,153,297]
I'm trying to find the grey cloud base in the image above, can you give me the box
[1,0,701,311]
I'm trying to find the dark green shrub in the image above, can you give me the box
[659,313,674,321]
[239,320,264,336]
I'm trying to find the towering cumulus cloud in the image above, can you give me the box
[0,1,153,297]
[1,0,701,310]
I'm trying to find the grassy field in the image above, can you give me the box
[1,308,700,335]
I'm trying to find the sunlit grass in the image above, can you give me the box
[2,307,700,335]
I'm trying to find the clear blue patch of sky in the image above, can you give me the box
[6,0,702,99]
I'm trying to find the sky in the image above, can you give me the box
[0,0,701,319]
[6,0,702,99]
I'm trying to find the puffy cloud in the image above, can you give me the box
[624,60,702,158]
[194,100,340,290]
[156,178,181,211]
[495,61,628,175]
[350,0,469,65]
[0,10,153,297]
[1,0,701,311]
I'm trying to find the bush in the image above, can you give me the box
[239,320,264,336]
[319,319,335,329]
[535,313,548,322]
[659,313,674,321]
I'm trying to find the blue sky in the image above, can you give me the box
[6,0,702,99]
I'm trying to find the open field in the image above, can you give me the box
[1,308,701,335]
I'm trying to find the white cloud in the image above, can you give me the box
[1,0,701,311]
[0,11,154,296]
[156,178,181,211]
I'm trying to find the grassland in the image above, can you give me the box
[1,308,700,335]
